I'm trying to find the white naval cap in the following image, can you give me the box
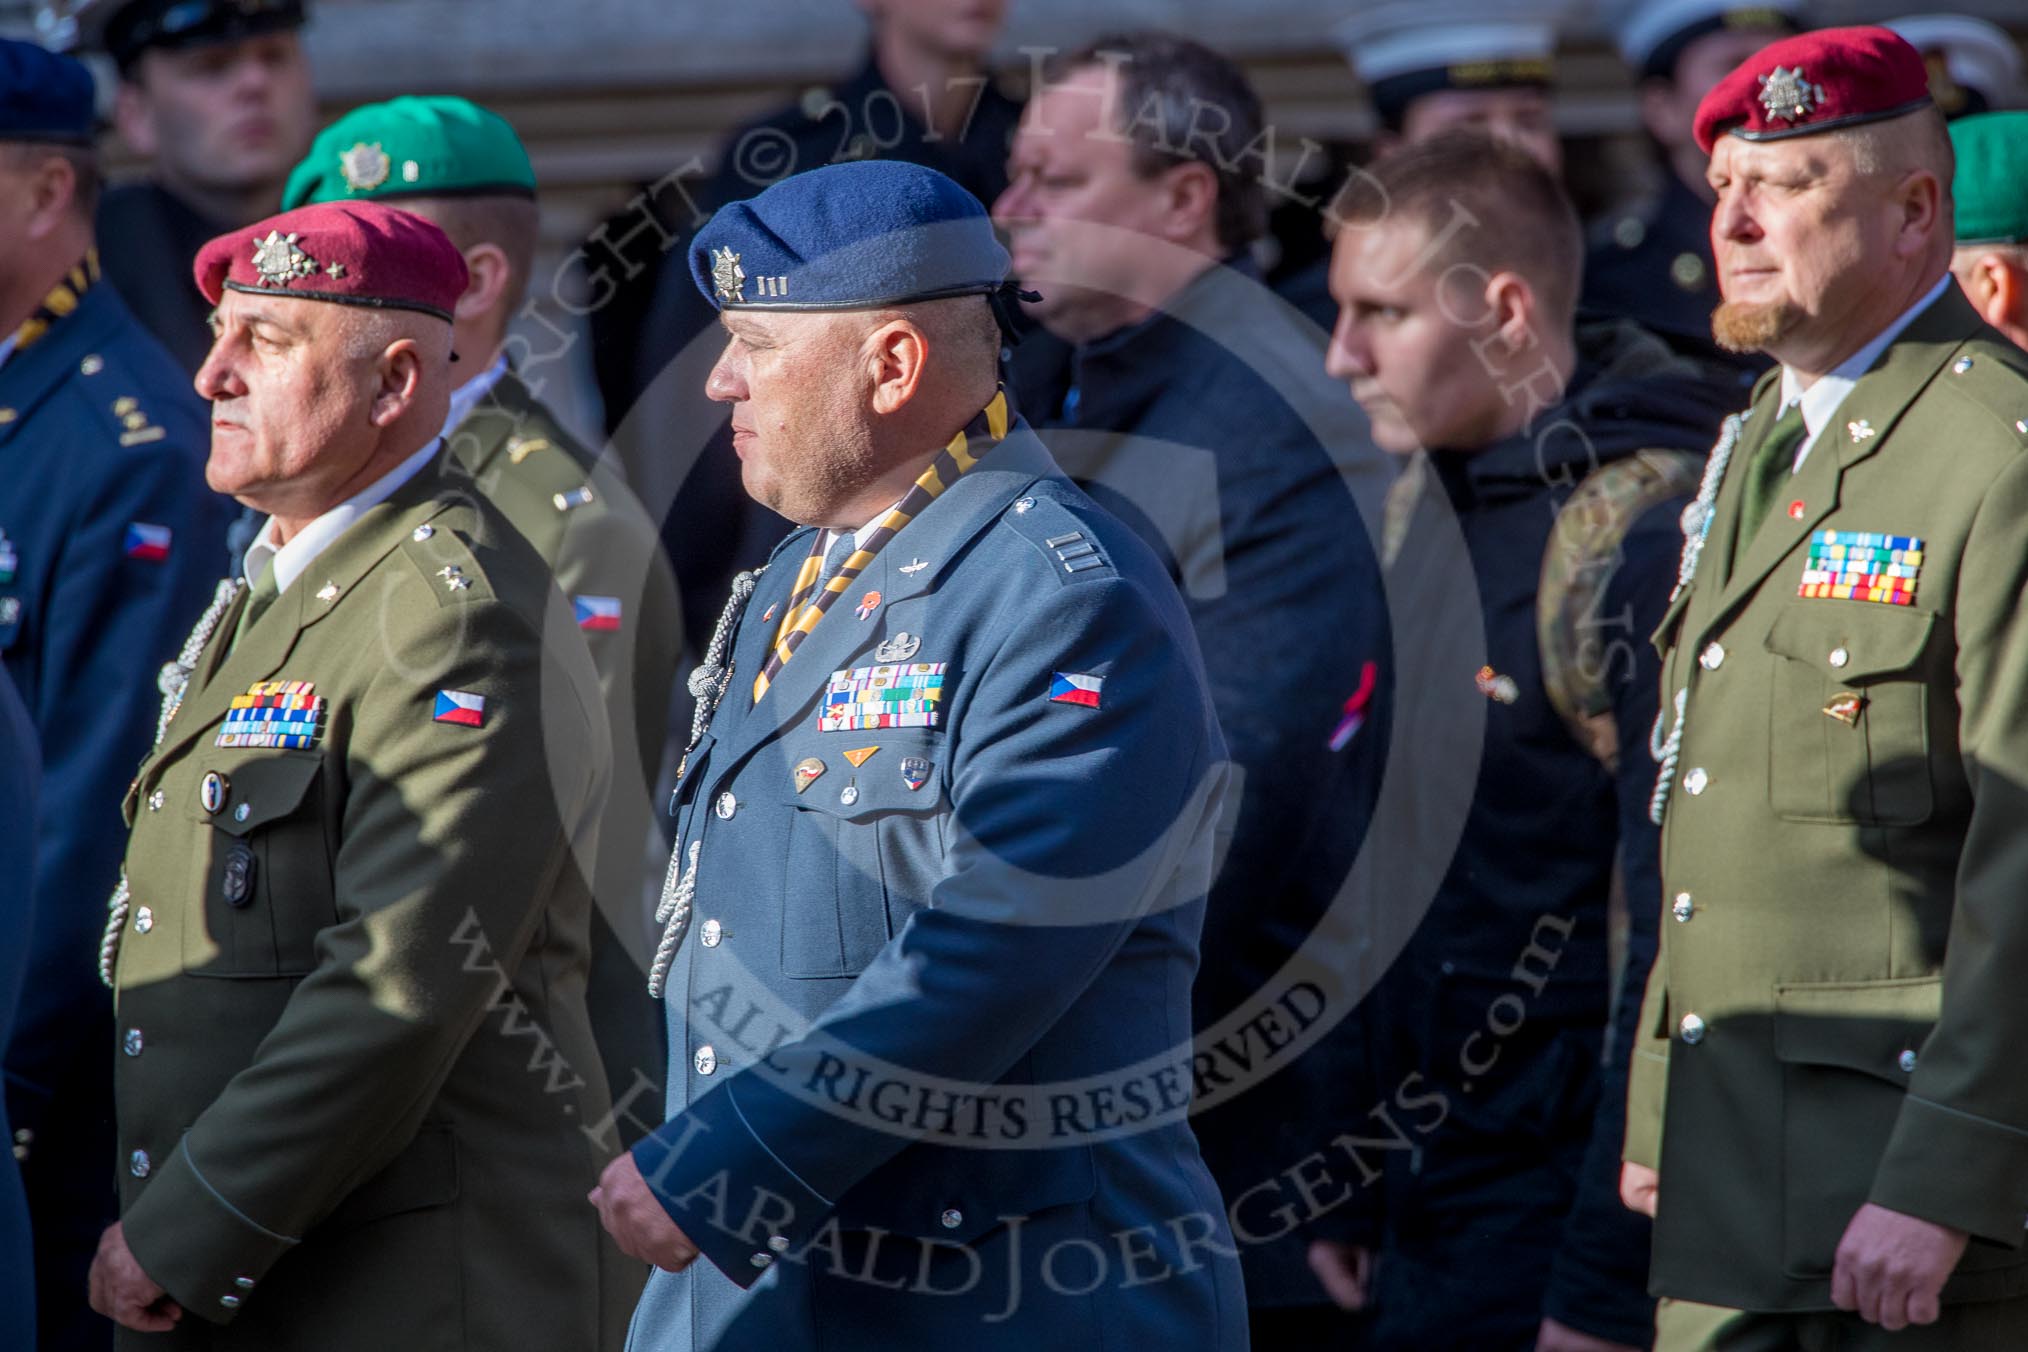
[1612,0,1808,80]
[1335,1,1573,127]
[1885,14,2026,116]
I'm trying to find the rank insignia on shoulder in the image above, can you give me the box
[573,595,623,632]
[217,680,325,749]
[123,523,172,562]
[1798,530,1923,606]
[821,662,946,732]
[1048,672,1103,709]
[432,689,487,727]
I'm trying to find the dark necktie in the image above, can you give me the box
[230,560,279,654]
[1736,404,1810,555]
[816,530,857,592]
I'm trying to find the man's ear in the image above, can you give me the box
[456,242,512,323]
[112,80,159,159]
[1483,269,1540,353]
[1894,169,1944,259]
[21,154,79,242]
[1156,160,1221,247]
[370,338,425,427]
[866,319,928,416]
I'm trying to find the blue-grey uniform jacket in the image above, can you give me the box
[626,423,1249,1351]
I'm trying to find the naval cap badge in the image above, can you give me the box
[1758,65,1825,123]
[339,141,392,192]
[711,246,747,304]
[251,230,319,288]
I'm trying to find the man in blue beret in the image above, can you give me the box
[0,34,234,1352]
[588,159,1247,1352]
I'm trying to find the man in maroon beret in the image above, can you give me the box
[1620,23,2028,1352]
[88,199,635,1349]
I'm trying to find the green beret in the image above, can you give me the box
[282,95,535,211]
[1950,111,2028,246]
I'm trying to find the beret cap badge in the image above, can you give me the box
[251,230,320,287]
[711,246,746,304]
[338,141,392,192]
[1758,65,1826,122]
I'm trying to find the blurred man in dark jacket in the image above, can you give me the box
[1311,132,1733,1351]
[995,31,1394,1346]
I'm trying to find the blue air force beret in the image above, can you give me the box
[689,160,1013,314]
[0,37,97,144]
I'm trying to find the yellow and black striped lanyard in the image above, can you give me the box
[752,388,1009,702]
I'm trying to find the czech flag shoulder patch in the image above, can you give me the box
[573,595,623,632]
[1048,672,1104,709]
[433,689,487,727]
[124,522,172,562]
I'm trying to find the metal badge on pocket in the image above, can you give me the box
[221,844,258,909]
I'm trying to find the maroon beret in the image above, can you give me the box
[194,201,469,323]
[1694,26,1933,155]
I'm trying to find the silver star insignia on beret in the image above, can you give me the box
[251,231,319,287]
[712,246,747,304]
[1758,66,1826,123]
[339,141,391,192]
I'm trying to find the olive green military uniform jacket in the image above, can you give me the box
[448,369,681,1123]
[110,451,637,1349]
[1627,286,2028,1313]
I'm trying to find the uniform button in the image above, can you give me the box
[750,1252,772,1269]
[134,907,153,934]
[715,792,738,820]
[233,802,251,823]
[700,919,722,948]
[1679,1014,1706,1045]
[1700,643,1725,670]
[412,524,435,541]
[1828,647,1850,668]
[1899,1049,1918,1073]
[940,1208,963,1230]
[123,1029,144,1057]
[1954,356,1975,374]
[219,1295,241,1310]
[1683,767,1709,796]
[1672,893,1694,922]
[767,1234,789,1253]
[130,1149,151,1178]
[694,1045,717,1076]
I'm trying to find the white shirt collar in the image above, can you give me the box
[1777,274,1952,470]
[242,437,445,596]
[441,353,510,441]
[818,499,904,560]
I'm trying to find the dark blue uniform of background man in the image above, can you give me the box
[993,33,1392,1346]
[0,37,232,1352]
